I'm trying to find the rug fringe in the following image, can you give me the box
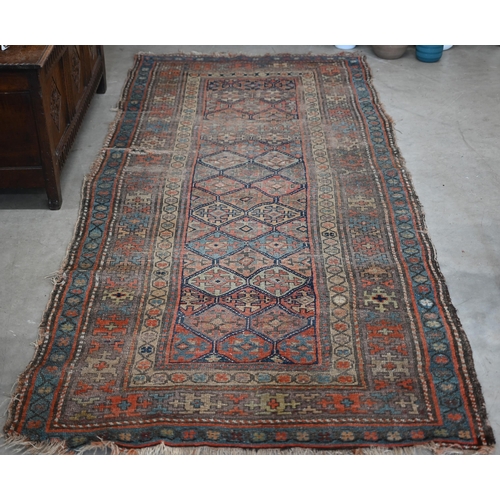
[1,435,74,455]
[135,49,365,57]
[0,434,494,455]
[43,271,67,286]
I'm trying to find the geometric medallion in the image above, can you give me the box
[202,151,247,170]
[251,305,308,342]
[254,151,298,170]
[248,203,301,226]
[187,266,245,296]
[253,175,302,197]
[195,175,246,195]
[250,266,307,297]
[220,217,272,241]
[219,331,273,363]
[249,231,306,259]
[221,286,276,316]
[187,232,245,259]
[182,304,246,341]
[219,247,274,277]
[191,201,244,227]
[220,188,272,211]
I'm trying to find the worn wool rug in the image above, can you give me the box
[4,54,495,454]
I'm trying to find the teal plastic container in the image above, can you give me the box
[415,45,444,62]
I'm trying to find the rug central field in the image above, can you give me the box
[5,54,494,453]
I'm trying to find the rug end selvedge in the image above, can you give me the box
[1,434,495,455]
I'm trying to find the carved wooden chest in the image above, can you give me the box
[0,46,106,209]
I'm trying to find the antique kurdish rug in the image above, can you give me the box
[4,54,495,454]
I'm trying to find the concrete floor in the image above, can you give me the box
[0,45,498,454]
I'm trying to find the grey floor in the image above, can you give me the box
[0,45,498,454]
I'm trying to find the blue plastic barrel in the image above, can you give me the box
[415,45,444,62]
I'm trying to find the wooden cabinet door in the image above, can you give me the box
[0,91,41,168]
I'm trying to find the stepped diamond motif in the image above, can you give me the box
[169,325,212,363]
[280,162,306,183]
[280,248,312,277]
[220,188,272,211]
[193,163,219,182]
[221,217,272,241]
[227,141,269,159]
[253,175,302,197]
[183,304,246,340]
[190,187,217,209]
[219,331,273,363]
[278,328,317,364]
[250,266,307,297]
[261,87,288,103]
[186,219,215,242]
[196,176,245,195]
[254,151,298,170]
[280,285,316,317]
[277,218,309,242]
[255,107,290,121]
[220,247,274,277]
[179,286,216,315]
[187,232,245,259]
[251,305,308,341]
[280,189,307,212]
[221,286,276,316]
[188,266,245,296]
[248,203,301,226]
[225,163,273,184]
[231,98,271,116]
[250,231,306,259]
[192,201,244,227]
[215,89,244,104]
[202,151,248,170]
[182,250,213,277]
